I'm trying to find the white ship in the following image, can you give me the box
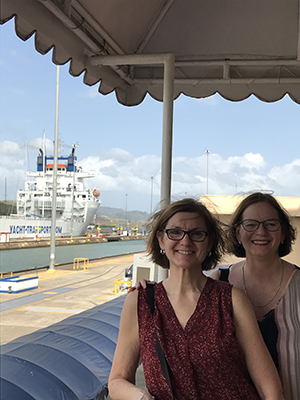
[0,145,101,238]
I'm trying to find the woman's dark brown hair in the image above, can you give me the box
[146,198,225,271]
[228,192,296,257]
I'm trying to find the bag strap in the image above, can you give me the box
[218,265,233,282]
[219,268,230,282]
[146,284,174,398]
[146,283,155,315]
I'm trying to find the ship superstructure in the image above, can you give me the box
[0,146,101,238]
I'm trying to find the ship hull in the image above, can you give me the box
[0,215,95,239]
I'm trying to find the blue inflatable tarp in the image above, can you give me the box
[0,295,126,400]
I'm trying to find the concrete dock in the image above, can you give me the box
[0,235,147,251]
[0,254,135,345]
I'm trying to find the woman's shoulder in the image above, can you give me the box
[207,276,232,293]
[290,263,300,280]
[283,261,300,279]
[279,262,300,301]
[126,288,139,306]
[206,278,234,314]
[136,281,163,302]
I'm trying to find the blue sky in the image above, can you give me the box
[1,18,300,212]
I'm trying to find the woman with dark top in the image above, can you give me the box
[108,198,284,400]
[210,192,299,400]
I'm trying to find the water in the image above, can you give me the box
[0,240,147,274]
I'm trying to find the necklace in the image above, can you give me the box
[242,260,284,308]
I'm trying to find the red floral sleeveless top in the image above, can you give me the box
[138,278,260,400]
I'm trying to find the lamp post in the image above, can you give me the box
[125,193,128,230]
[150,176,154,215]
[204,149,211,195]
[49,65,60,272]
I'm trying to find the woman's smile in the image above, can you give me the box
[158,212,211,270]
[237,202,284,258]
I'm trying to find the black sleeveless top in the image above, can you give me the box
[219,267,279,370]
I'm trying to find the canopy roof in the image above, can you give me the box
[1,0,300,105]
[0,296,125,400]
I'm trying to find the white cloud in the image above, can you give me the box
[28,138,54,154]
[227,153,266,169]
[0,141,21,155]
[1,139,300,211]
[268,160,300,191]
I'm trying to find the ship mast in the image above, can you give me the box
[49,65,60,272]
[70,143,78,238]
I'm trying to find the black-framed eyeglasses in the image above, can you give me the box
[239,219,281,232]
[163,229,208,242]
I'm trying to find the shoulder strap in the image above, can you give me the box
[146,283,174,399]
[218,265,232,282]
[146,283,155,315]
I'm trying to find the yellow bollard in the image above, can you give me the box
[73,258,89,270]
[114,279,121,293]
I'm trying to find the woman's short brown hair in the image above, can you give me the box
[227,192,297,257]
[146,198,225,271]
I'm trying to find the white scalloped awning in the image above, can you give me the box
[1,0,300,290]
[1,0,300,105]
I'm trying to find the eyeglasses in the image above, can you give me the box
[163,229,208,242]
[240,219,281,232]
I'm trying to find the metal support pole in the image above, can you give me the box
[158,53,174,282]
[49,65,60,271]
[125,193,128,231]
[90,52,175,282]
[160,53,175,209]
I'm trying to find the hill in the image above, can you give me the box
[0,201,17,216]
[97,206,149,222]
[0,201,149,226]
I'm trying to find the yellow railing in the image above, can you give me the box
[73,258,89,270]
[0,272,14,279]
[114,279,132,293]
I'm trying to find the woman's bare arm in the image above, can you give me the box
[108,291,154,400]
[232,288,285,400]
